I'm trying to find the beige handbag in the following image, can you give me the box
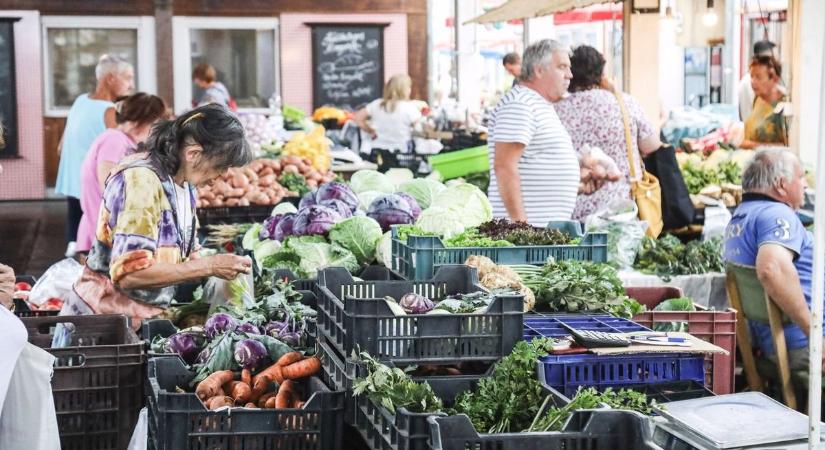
[615,91,663,238]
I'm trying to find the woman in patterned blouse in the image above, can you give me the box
[70,104,253,325]
[740,56,788,149]
[554,45,663,221]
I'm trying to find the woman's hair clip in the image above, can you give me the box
[114,101,124,114]
[182,112,205,127]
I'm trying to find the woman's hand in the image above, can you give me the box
[207,254,252,280]
[0,263,15,309]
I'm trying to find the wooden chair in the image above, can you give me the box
[725,262,797,409]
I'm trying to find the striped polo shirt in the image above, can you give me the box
[487,85,579,226]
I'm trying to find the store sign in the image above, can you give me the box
[0,18,18,158]
[310,23,386,111]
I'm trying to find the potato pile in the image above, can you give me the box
[196,156,337,208]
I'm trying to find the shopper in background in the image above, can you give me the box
[76,93,168,254]
[502,52,522,88]
[69,105,253,326]
[738,40,779,121]
[724,148,824,375]
[192,63,236,110]
[554,45,663,221]
[488,39,618,227]
[55,54,135,258]
[740,55,789,149]
[0,263,14,309]
[353,74,423,158]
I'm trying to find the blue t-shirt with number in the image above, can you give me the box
[724,194,815,355]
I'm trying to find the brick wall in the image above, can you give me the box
[279,13,409,113]
[0,10,45,200]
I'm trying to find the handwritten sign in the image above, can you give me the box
[311,24,385,111]
[0,19,18,158]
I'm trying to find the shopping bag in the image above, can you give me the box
[0,343,60,450]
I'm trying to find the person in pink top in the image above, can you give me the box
[76,93,168,253]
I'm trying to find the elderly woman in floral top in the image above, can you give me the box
[554,45,663,221]
[69,104,253,325]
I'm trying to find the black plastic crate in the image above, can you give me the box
[615,380,715,403]
[147,356,345,450]
[12,298,60,317]
[316,265,524,364]
[22,314,144,450]
[317,336,492,426]
[197,197,302,226]
[428,409,661,450]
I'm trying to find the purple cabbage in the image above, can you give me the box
[273,213,297,241]
[315,182,359,212]
[234,339,268,370]
[196,347,211,364]
[298,191,317,210]
[260,214,286,240]
[165,332,204,364]
[237,322,262,335]
[319,199,353,219]
[399,293,435,314]
[367,194,416,232]
[394,192,422,220]
[204,313,238,339]
[292,205,342,236]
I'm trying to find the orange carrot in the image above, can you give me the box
[275,380,295,408]
[294,401,306,409]
[224,381,252,404]
[281,357,321,380]
[276,351,304,367]
[253,363,284,386]
[251,375,271,403]
[258,392,277,408]
[244,402,257,409]
[241,369,252,386]
[196,370,234,400]
[209,396,234,410]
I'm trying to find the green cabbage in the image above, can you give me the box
[398,178,446,209]
[431,183,492,228]
[329,216,383,265]
[287,240,359,278]
[652,297,696,332]
[376,231,393,268]
[243,224,263,251]
[350,170,395,194]
[415,206,466,239]
[253,240,282,269]
[358,190,385,211]
[271,202,298,216]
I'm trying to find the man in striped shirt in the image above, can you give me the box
[488,39,616,226]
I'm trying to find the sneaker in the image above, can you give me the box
[65,241,77,258]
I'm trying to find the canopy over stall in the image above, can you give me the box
[465,0,615,24]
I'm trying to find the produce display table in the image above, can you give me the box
[619,270,728,310]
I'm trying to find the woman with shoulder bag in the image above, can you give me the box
[554,45,664,235]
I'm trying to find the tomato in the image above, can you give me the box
[224,242,235,253]
[15,282,31,292]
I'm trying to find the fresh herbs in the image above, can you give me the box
[444,229,511,248]
[450,338,554,433]
[527,387,658,432]
[680,161,741,195]
[353,352,443,414]
[512,260,644,319]
[477,218,572,246]
[278,172,311,196]
[634,235,724,280]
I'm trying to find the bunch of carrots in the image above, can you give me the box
[195,351,321,410]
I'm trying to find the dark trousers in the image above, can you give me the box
[66,196,82,244]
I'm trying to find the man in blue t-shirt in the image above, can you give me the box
[724,148,821,373]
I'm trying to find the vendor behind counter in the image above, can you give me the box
[63,104,253,326]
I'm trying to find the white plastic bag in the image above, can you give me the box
[585,199,649,270]
[28,258,83,306]
[0,343,60,450]
[126,408,149,450]
[701,200,732,241]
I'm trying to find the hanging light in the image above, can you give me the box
[702,0,718,27]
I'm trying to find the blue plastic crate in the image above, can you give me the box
[523,314,650,341]
[538,352,706,398]
[391,221,607,280]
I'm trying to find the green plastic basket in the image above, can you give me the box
[428,145,489,180]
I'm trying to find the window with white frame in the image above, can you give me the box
[172,17,279,114]
[41,16,156,116]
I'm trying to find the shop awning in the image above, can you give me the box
[465,0,616,25]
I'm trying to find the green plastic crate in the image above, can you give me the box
[391,221,607,280]
[428,145,489,180]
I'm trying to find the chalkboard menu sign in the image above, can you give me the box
[0,18,18,158]
[311,24,386,111]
